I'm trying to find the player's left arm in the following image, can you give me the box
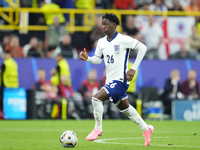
[126,39,147,81]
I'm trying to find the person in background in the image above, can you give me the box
[160,69,183,116]
[52,33,78,59]
[184,0,199,23]
[87,14,104,47]
[44,16,68,53]
[0,50,19,119]
[184,0,199,12]
[26,38,46,58]
[53,0,74,25]
[23,37,39,57]
[78,69,99,119]
[149,0,168,11]
[57,75,86,119]
[50,53,71,87]
[1,35,10,49]
[38,0,66,26]
[4,34,24,58]
[168,0,183,11]
[114,0,136,27]
[181,69,200,100]
[34,68,58,119]
[188,25,200,59]
[140,15,163,59]
[34,69,57,94]
[170,42,196,59]
[122,15,141,41]
[74,0,93,26]
[95,0,113,9]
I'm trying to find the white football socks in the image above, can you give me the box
[120,105,148,131]
[92,97,103,131]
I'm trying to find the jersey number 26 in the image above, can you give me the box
[107,55,114,63]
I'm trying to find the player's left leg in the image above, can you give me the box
[117,99,154,146]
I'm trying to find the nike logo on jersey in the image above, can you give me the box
[101,48,105,51]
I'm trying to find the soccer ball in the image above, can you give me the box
[60,131,78,148]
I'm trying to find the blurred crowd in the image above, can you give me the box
[0,0,200,120]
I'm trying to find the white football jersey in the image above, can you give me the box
[95,32,139,84]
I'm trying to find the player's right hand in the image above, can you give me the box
[79,48,88,61]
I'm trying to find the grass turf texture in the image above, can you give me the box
[0,120,200,150]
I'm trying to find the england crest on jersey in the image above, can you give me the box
[114,44,120,54]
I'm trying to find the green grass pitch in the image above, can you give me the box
[0,120,200,150]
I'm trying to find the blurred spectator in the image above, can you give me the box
[160,69,183,116]
[4,34,24,58]
[87,14,104,47]
[34,68,58,119]
[52,33,78,59]
[168,0,183,11]
[134,0,151,9]
[57,75,86,119]
[23,37,39,57]
[122,15,141,41]
[2,35,10,49]
[44,16,68,52]
[34,69,58,98]
[181,69,200,100]
[140,15,163,59]
[114,0,136,26]
[184,0,199,12]
[184,0,199,23]
[50,53,71,87]
[188,25,200,58]
[27,39,46,58]
[74,0,93,26]
[149,0,168,11]
[164,0,174,9]
[136,2,150,21]
[138,1,150,10]
[95,0,113,9]
[179,0,191,8]
[53,0,74,24]
[0,50,19,119]
[38,0,66,26]
[78,69,99,119]
[170,43,196,59]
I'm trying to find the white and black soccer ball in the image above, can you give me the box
[60,131,78,148]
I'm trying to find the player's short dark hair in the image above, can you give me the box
[102,13,120,26]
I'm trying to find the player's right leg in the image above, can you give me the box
[117,100,154,146]
[86,88,109,141]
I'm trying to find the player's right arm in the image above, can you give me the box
[79,48,88,61]
[79,41,103,64]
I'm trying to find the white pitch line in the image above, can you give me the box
[94,137,200,149]
[0,128,198,134]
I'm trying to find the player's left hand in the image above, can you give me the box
[126,69,136,81]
